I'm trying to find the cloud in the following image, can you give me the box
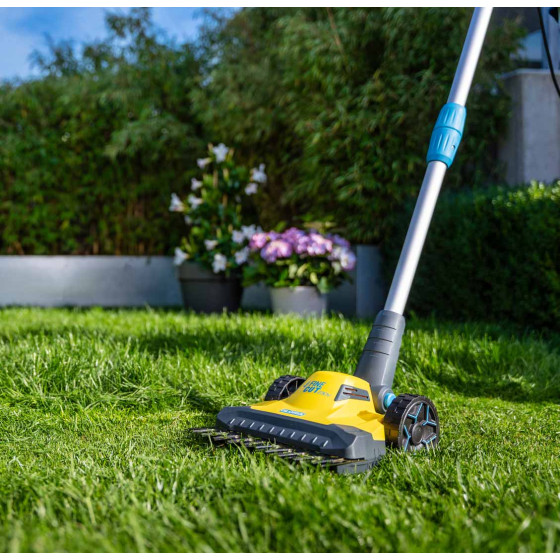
[0,9,41,80]
[0,8,109,81]
[0,7,212,81]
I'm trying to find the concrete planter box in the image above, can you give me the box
[0,245,386,316]
[0,256,181,307]
[499,69,560,185]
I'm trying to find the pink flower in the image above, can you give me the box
[294,235,312,255]
[281,227,304,245]
[249,232,269,250]
[306,233,333,256]
[261,240,293,263]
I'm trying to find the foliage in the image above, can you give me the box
[0,8,525,254]
[385,181,560,329]
[0,8,204,255]
[171,144,262,276]
[194,8,523,243]
[0,308,559,552]
[243,228,355,292]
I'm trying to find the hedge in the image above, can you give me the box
[0,8,524,255]
[0,9,204,256]
[194,7,523,243]
[385,181,560,329]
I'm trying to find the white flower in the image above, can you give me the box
[184,215,192,226]
[169,193,185,212]
[245,182,258,195]
[338,247,356,271]
[241,224,258,240]
[173,247,188,266]
[191,178,203,191]
[204,239,218,251]
[232,230,245,244]
[212,253,227,274]
[250,163,267,184]
[197,157,211,169]
[234,247,250,265]
[188,194,203,210]
[212,143,229,163]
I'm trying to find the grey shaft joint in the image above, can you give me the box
[354,310,405,413]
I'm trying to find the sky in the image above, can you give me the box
[0,7,207,81]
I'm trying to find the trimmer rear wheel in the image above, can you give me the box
[383,394,440,451]
[263,375,305,401]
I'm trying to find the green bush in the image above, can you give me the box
[385,181,560,329]
[0,9,204,255]
[194,8,523,243]
[0,8,524,255]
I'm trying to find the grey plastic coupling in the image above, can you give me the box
[354,309,406,413]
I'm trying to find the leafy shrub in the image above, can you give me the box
[195,8,523,243]
[0,9,204,255]
[385,181,560,329]
[0,8,524,255]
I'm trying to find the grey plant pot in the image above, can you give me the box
[177,262,242,313]
[270,286,327,317]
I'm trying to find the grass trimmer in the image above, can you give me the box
[194,7,493,472]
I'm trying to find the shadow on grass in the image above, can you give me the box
[404,319,560,404]
[183,385,223,415]
[1,313,558,407]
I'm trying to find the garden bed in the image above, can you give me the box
[0,308,558,552]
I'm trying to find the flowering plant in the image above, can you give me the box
[243,228,356,293]
[170,144,265,276]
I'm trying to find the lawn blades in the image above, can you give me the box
[191,427,380,474]
[195,8,491,474]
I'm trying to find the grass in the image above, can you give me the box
[0,307,558,553]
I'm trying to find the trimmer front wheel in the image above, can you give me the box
[383,394,440,451]
[263,375,305,401]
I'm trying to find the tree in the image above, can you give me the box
[194,8,523,243]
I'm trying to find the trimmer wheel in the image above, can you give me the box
[264,375,305,401]
[383,394,440,451]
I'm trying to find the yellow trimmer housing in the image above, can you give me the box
[250,371,385,442]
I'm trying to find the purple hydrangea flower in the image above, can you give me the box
[328,234,351,249]
[260,240,293,263]
[250,227,355,272]
[306,233,333,256]
[293,234,312,255]
[281,227,304,245]
[249,232,269,250]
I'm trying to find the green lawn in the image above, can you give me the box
[0,308,558,553]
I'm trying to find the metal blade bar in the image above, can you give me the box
[253,443,281,451]
[264,447,296,455]
[192,427,378,472]
[192,427,223,436]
